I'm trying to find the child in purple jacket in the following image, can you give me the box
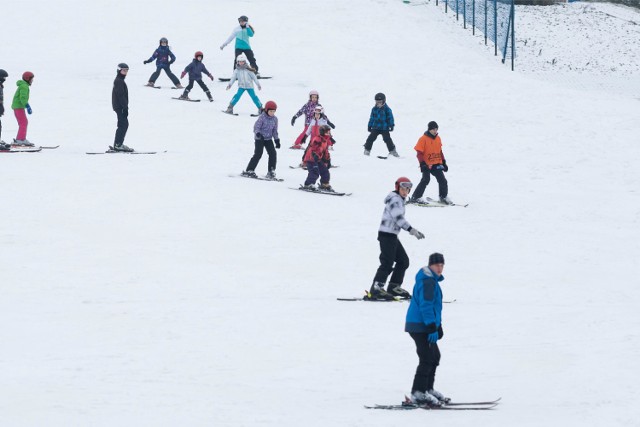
[242,101,280,180]
[179,51,214,102]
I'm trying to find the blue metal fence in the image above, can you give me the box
[438,0,516,69]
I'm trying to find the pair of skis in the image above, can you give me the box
[407,197,469,208]
[366,397,501,411]
[1,145,60,153]
[86,146,163,155]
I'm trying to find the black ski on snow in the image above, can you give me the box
[425,197,469,208]
[86,148,163,155]
[145,85,180,89]
[228,173,284,182]
[292,185,351,196]
[339,296,457,303]
[172,97,201,102]
[218,76,272,82]
[366,397,500,410]
[406,200,447,208]
[377,155,405,160]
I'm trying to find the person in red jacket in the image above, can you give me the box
[409,121,452,205]
[302,125,333,191]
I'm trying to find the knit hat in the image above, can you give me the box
[236,53,248,63]
[428,252,445,265]
[428,121,439,131]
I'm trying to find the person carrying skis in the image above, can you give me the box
[223,54,262,115]
[112,63,133,152]
[405,252,450,406]
[179,51,214,102]
[0,68,9,150]
[220,15,259,75]
[143,37,183,89]
[302,125,333,191]
[11,71,35,146]
[369,177,425,301]
[242,101,280,179]
[409,121,452,205]
[364,92,398,157]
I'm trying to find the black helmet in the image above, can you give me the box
[238,15,249,22]
[374,92,386,102]
[117,63,129,71]
[0,69,8,80]
[159,37,168,44]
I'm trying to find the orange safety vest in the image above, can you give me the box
[414,133,443,166]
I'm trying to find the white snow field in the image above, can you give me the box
[1,0,639,425]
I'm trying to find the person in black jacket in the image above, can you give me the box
[0,68,8,149]
[112,63,133,152]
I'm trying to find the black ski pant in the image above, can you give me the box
[364,130,395,152]
[0,117,3,141]
[410,332,441,393]
[413,167,448,200]
[234,48,258,72]
[114,108,129,147]
[183,79,210,97]
[246,138,277,172]
[373,232,409,286]
[149,64,180,86]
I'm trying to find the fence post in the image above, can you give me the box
[456,0,459,20]
[494,0,498,56]
[484,0,488,44]
[472,0,476,35]
[511,0,515,70]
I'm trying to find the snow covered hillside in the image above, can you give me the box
[1,0,639,426]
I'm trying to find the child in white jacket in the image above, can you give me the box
[224,54,262,115]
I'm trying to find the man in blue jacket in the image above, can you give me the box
[404,252,450,406]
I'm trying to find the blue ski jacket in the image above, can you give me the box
[368,104,394,131]
[405,266,444,334]
[146,45,176,66]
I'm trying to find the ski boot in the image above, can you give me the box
[241,170,257,178]
[428,389,451,404]
[389,149,400,157]
[363,149,370,156]
[367,282,395,301]
[319,183,334,192]
[266,169,277,180]
[302,183,316,190]
[13,138,35,147]
[206,91,214,102]
[223,104,234,115]
[387,283,411,299]
[174,84,184,89]
[0,141,11,151]
[439,196,453,205]
[179,89,190,100]
[112,144,134,152]
[145,82,155,87]
[410,391,442,406]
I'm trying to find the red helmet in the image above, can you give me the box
[395,177,413,191]
[22,71,34,82]
[264,100,277,111]
[194,51,204,59]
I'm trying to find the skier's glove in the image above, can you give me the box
[368,126,372,132]
[428,331,439,343]
[330,137,336,145]
[328,121,335,129]
[169,60,175,65]
[180,71,186,79]
[219,44,225,50]
[274,139,281,149]
[26,103,32,115]
[226,85,231,90]
[143,60,150,64]
[442,161,448,172]
[433,165,445,171]
[208,74,214,81]
[409,228,425,240]
[0,105,4,116]
[291,116,297,126]
[389,126,394,132]
[420,162,429,173]
[256,133,264,140]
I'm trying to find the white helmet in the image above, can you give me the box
[236,53,248,63]
[309,90,319,98]
[314,105,324,114]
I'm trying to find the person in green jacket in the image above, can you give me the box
[12,71,35,146]
[220,15,260,75]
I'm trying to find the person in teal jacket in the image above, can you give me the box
[404,252,450,406]
[11,71,34,146]
[220,15,260,74]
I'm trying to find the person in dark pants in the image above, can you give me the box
[404,252,450,406]
[409,121,452,205]
[143,37,183,88]
[364,92,398,157]
[242,100,280,179]
[369,177,425,301]
[179,51,214,102]
[112,63,132,152]
[0,68,8,149]
[220,15,259,75]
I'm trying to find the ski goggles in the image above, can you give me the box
[398,182,413,189]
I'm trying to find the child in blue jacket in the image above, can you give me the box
[404,253,450,406]
[364,92,398,157]
[179,51,214,102]
[143,37,183,88]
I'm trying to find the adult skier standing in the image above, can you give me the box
[112,63,133,152]
[369,177,425,301]
[143,37,183,88]
[220,15,259,75]
[405,252,450,406]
